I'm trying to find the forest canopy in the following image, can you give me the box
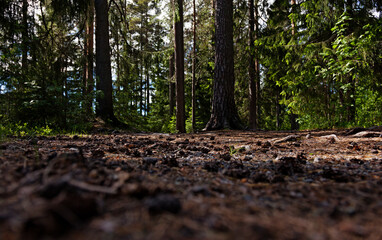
[0,0,381,135]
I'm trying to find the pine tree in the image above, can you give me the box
[205,0,243,130]
[95,0,117,123]
[174,0,185,133]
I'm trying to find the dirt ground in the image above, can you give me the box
[1,129,382,240]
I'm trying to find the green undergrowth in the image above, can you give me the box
[0,122,93,142]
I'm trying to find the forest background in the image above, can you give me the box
[0,0,381,136]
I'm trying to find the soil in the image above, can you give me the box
[1,129,382,240]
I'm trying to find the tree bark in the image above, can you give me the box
[204,0,242,130]
[169,53,175,116]
[146,61,150,115]
[21,0,28,88]
[174,0,185,133]
[276,94,281,130]
[348,77,356,123]
[192,0,197,131]
[84,0,94,116]
[95,0,116,123]
[248,0,260,129]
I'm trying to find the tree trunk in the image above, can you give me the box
[348,78,356,123]
[169,53,175,116]
[146,62,150,115]
[21,0,28,90]
[248,0,260,129]
[95,0,116,123]
[84,0,94,116]
[204,0,242,130]
[174,0,185,133]
[192,0,197,132]
[139,15,144,116]
[276,87,281,129]
[255,0,260,128]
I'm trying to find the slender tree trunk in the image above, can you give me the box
[116,28,121,92]
[325,79,330,124]
[276,90,281,130]
[140,15,144,116]
[192,0,197,131]
[144,10,149,116]
[339,88,345,123]
[254,0,260,128]
[169,53,175,116]
[21,0,28,89]
[174,0,185,133]
[95,0,116,123]
[84,1,94,116]
[204,0,242,130]
[146,62,150,115]
[248,0,260,129]
[348,78,356,123]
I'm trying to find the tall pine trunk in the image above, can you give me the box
[84,0,94,117]
[21,0,28,84]
[248,0,260,129]
[204,0,242,130]
[169,53,175,116]
[169,3,175,117]
[174,0,185,133]
[146,61,150,115]
[95,0,116,123]
[192,0,197,131]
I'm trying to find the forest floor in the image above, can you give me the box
[1,129,382,240]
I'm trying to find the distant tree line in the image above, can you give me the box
[0,0,381,133]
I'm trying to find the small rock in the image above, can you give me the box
[88,169,98,178]
[320,134,339,143]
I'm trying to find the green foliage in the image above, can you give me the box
[0,122,53,138]
[257,0,382,130]
[1,0,381,133]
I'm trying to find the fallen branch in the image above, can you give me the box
[68,172,130,195]
[273,135,301,144]
[350,131,382,138]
